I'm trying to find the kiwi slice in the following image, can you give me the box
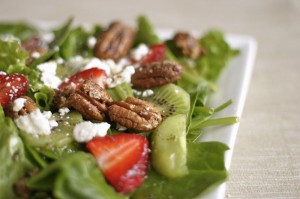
[141,83,190,118]
[22,111,83,149]
[151,114,188,178]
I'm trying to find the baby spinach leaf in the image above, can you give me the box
[132,142,228,199]
[27,152,127,199]
[0,107,34,199]
[0,22,37,40]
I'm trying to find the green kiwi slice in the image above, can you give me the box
[141,83,190,118]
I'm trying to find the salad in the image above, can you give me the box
[0,16,239,199]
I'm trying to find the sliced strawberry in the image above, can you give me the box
[140,44,166,66]
[86,133,149,194]
[59,67,107,90]
[0,73,29,108]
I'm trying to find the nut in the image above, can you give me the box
[173,32,202,59]
[131,60,183,89]
[108,97,162,131]
[5,96,38,119]
[94,21,135,61]
[21,36,48,65]
[54,79,113,121]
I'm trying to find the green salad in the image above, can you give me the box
[0,16,239,199]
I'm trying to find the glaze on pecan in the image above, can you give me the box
[173,32,202,59]
[94,21,135,61]
[131,60,183,89]
[108,97,162,131]
[54,79,113,121]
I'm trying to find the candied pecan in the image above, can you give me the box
[54,79,113,121]
[54,85,76,109]
[173,32,202,59]
[108,97,162,131]
[94,21,135,61]
[21,36,48,64]
[5,96,38,119]
[131,60,183,89]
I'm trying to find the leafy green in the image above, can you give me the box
[0,39,28,72]
[0,22,37,40]
[134,15,161,46]
[196,30,240,82]
[60,26,92,60]
[29,17,73,67]
[132,142,228,199]
[0,106,34,199]
[107,82,134,101]
[27,152,127,199]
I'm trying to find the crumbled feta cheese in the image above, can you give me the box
[116,123,127,131]
[106,65,135,88]
[131,43,149,61]
[70,55,84,63]
[41,32,54,43]
[87,36,97,49]
[9,136,20,156]
[56,58,64,64]
[31,51,41,59]
[37,61,62,89]
[73,121,110,142]
[59,107,70,116]
[0,71,7,75]
[13,98,27,112]
[15,109,52,137]
[142,89,154,97]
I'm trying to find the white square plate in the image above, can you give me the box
[158,30,257,199]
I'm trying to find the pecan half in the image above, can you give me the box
[94,21,135,61]
[54,79,113,121]
[173,32,202,59]
[108,97,162,131]
[21,36,48,65]
[5,96,38,119]
[131,60,183,89]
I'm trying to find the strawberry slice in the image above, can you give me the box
[59,67,107,90]
[140,44,166,66]
[0,73,29,108]
[86,133,149,194]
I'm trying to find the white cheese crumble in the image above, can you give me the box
[0,71,7,75]
[9,136,20,156]
[73,121,110,143]
[31,51,41,59]
[87,36,97,49]
[56,58,64,64]
[59,107,70,116]
[37,61,62,89]
[41,32,54,43]
[131,43,149,61]
[13,98,27,112]
[15,109,53,137]
[142,89,154,97]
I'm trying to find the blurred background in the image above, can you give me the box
[1,0,300,198]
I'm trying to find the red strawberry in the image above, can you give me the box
[59,67,107,90]
[0,73,29,108]
[86,133,149,194]
[140,44,166,66]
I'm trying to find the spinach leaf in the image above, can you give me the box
[27,152,127,199]
[0,106,34,199]
[132,142,228,199]
[0,39,28,72]
[196,30,240,82]
[134,15,161,46]
[0,22,37,41]
[29,17,73,67]
[60,26,91,60]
